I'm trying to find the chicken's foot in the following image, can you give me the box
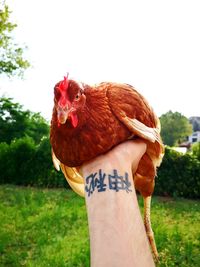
[143,196,159,261]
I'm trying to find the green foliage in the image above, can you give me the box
[0,186,200,266]
[31,137,68,187]
[155,147,200,199]
[192,142,200,161]
[0,4,30,77]
[160,111,192,146]
[0,136,68,187]
[4,136,36,185]
[0,96,68,188]
[0,137,34,184]
[0,97,49,144]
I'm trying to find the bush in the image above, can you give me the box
[0,97,68,188]
[1,137,199,199]
[31,137,68,187]
[0,137,68,188]
[0,137,35,184]
[155,147,200,199]
[191,142,200,161]
[0,142,10,183]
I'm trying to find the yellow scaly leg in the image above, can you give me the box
[143,196,159,261]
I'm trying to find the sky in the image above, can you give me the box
[1,0,200,121]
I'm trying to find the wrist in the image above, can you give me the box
[83,166,137,267]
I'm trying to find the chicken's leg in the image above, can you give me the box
[143,196,159,261]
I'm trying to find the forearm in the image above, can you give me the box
[82,150,155,267]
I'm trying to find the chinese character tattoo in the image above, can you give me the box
[85,169,106,197]
[108,169,132,193]
[85,169,132,197]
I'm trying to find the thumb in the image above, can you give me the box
[128,140,147,173]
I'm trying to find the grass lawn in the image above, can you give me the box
[0,185,199,267]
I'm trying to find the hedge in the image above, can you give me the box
[0,139,199,199]
[0,136,68,188]
[155,147,200,199]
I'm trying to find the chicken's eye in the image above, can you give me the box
[75,93,80,100]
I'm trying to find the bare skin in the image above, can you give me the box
[81,140,155,267]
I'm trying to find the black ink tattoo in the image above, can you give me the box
[85,169,132,197]
[85,169,106,197]
[108,169,132,193]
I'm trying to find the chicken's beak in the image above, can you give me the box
[57,109,70,124]
[57,102,74,124]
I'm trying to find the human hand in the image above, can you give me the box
[81,139,147,178]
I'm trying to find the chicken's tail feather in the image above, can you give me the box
[52,150,85,197]
[60,164,85,197]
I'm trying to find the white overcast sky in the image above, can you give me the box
[0,0,200,121]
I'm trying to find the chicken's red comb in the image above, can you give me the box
[57,73,70,107]
[58,73,69,92]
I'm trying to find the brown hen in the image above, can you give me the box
[50,75,164,260]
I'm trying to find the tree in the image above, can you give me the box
[0,3,30,77]
[0,97,49,144]
[159,111,193,146]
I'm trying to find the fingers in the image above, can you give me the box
[119,140,147,173]
[81,140,147,176]
[113,139,147,160]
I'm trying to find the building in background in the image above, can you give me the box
[188,131,200,144]
[188,117,200,144]
[178,117,200,151]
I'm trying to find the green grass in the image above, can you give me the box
[0,185,199,267]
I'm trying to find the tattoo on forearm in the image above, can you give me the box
[85,169,132,197]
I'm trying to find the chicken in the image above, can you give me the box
[50,74,164,260]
